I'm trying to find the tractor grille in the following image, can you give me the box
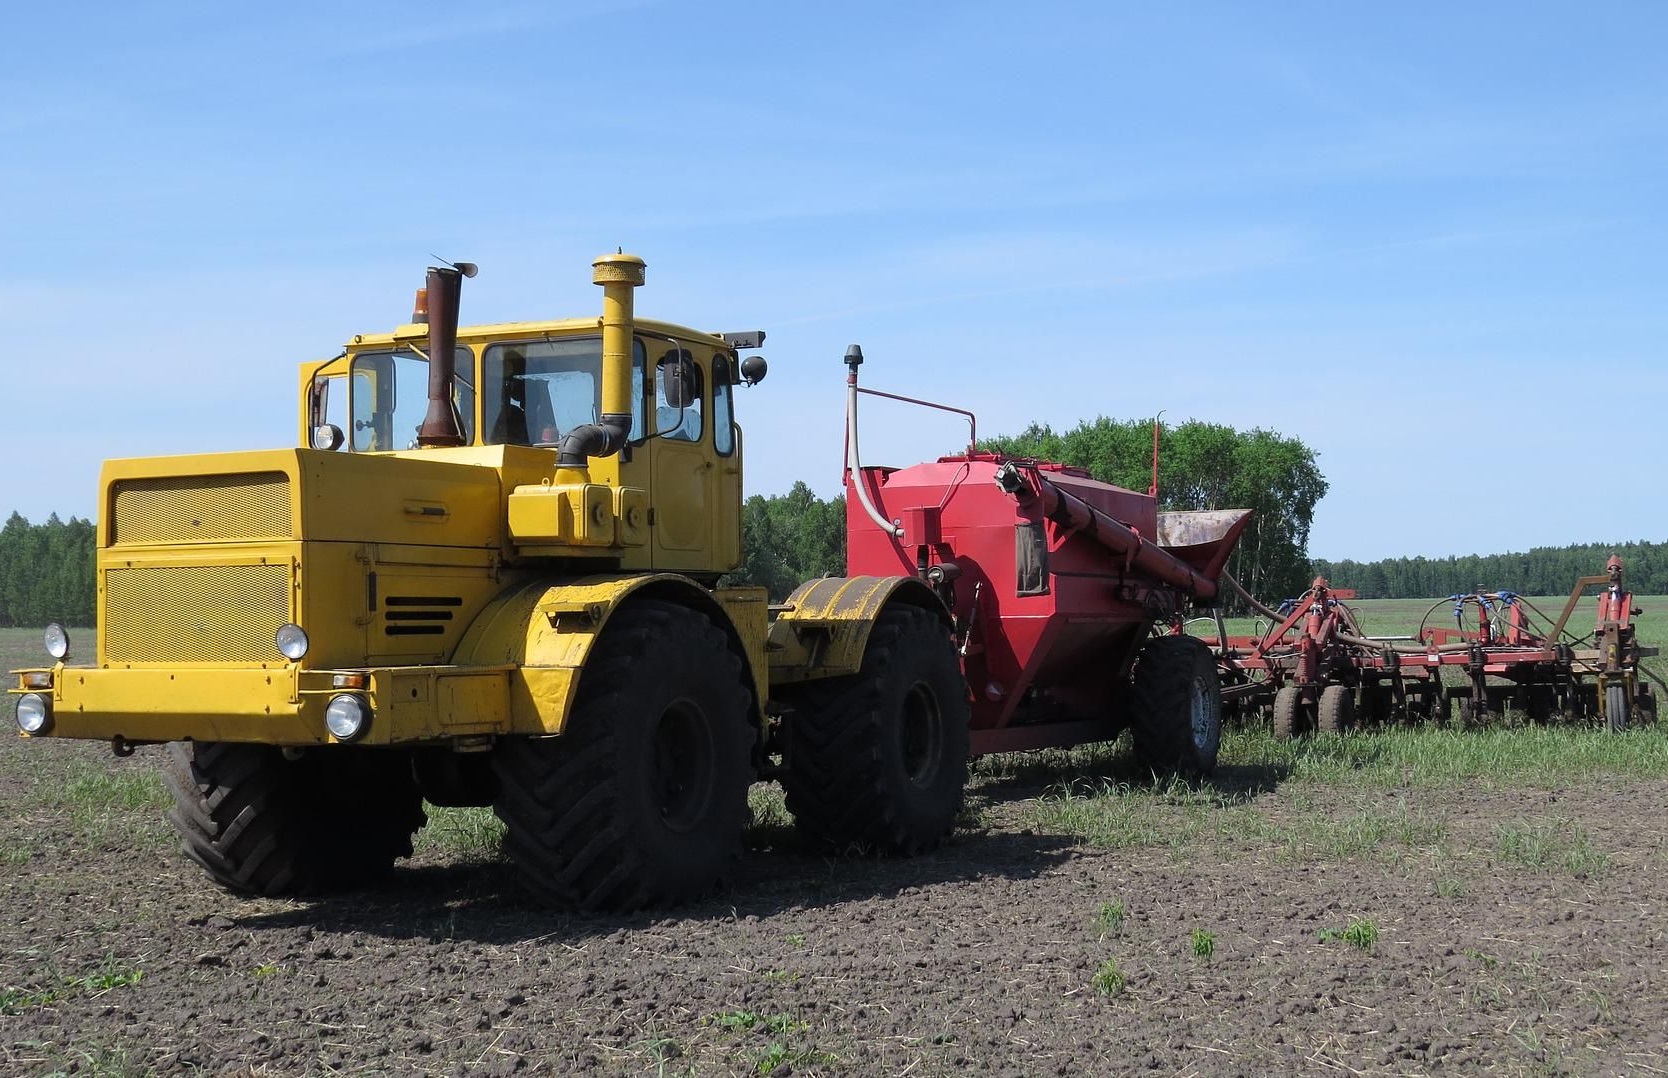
[110,472,292,544]
[103,563,291,663]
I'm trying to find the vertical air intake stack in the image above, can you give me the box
[557,252,645,469]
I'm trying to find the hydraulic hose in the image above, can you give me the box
[844,347,903,538]
[1223,571,1284,622]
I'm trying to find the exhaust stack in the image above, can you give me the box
[416,262,476,448]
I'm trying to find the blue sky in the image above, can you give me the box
[3,1,1663,562]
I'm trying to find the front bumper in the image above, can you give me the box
[9,662,540,747]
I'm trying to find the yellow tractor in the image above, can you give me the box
[11,254,967,909]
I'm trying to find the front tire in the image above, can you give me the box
[783,605,970,855]
[491,599,753,910]
[1130,636,1223,777]
[163,743,426,896]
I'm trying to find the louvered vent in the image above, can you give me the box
[383,596,462,637]
[110,472,292,544]
[104,563,291,662]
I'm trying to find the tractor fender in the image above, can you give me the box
[767,575,949,685]
[451,573,763,736]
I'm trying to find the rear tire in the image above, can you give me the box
[1130,636,1222,777]
[491,599,753,910]
[1317,684,1354,735]
[164,742,425,897]
[783,605,970,855]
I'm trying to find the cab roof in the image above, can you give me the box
[347,317,732,351]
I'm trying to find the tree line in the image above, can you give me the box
[1313,541,1668,600]
[0,417,1331,623]
[0,513,95,627]
[17,416,1652,624]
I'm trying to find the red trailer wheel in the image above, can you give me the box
[1130,636,1222,777]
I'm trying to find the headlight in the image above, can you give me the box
[15,694,51,735]
[325,694,370,741]
[275,623,310,661]
[44,624,70,661]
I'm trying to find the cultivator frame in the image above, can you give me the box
[1204,559,1661,736]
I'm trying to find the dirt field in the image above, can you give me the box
[4,726,1667,1077]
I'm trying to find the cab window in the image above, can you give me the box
[347,347,474,452]
[484,337,647,446]
[654,347,704,443]
[712,356,736,456]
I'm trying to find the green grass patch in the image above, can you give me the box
[37,762,173,849]
[1254,799,1450,861]
[414,806,506,862]
[753,1043,834,1075]
[702,1010,828,1076]
[1434,876,1468,898]
[1495,818,1612,877]
[1191,928,1216,959]
[1,954,144,1016]
[1223,725,1668,788]
[1026,771,1449,863]
[1319,918,1380,951]
[1091,957,1127,997]
[1092,899,1127,937]
[68,956,144,993]
[707,1011,807,1037]
[0,984,64,1015]
[747,783,793,833]
[1024,777,1217,848]
[54,768,169,813]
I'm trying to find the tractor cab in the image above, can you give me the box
[296,260,766,579]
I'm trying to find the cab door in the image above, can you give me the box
[711,355,742,568]
[648,346,720,571]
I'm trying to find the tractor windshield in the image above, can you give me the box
[347,346,474,452]
[482,337,646,447]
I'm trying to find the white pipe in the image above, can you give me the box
[847,378,903,537]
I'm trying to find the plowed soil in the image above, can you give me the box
[3,731,1667,1076]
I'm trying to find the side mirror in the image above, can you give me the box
[740,355,767,386]
[312,423,345,451]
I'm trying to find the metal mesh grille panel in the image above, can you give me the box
[104,563,291,663]
[111,472,292,544]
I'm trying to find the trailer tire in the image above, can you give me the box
[1606,682,1630,733]
[1130,636,1222,777]
[164,742,426,897]
[492,599,753,910]
[1272,686,1305,740]
[1317,684,1353,735]
[783,605,970,855]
